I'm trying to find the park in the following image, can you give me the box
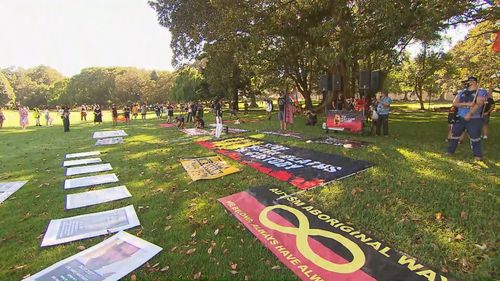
[0,1,499,281]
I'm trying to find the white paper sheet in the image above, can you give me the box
[93,130,128,139]
[65,151,101,159]
[63,158,102,167]
[0,181,28,204]
[40,205,140,247]
[64,174,119,190]
[66,186,132,210]
[26,231,162,281]
[95,137,124,146]
[66,163,113,176]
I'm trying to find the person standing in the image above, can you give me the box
[167,104,174,123]
[124,104,131,125]
[213,98,223,138]
[141,103,147,120]
[447,77,487,161]
[0,107,5,129]
[375,92,392,136]
[62,106,70,132]
[80,105,87,121]
[284,92,294,129]
[277,92,287,130]
[154,103,161,120]
[94,105,103,125]
[33,107,41,126]
[111,104,118,126]
[266,99,273,120]
[336,93,345,110]
[481,89,495,139]
[43,107,53,126]
[187,102,193,123]
[19,106,29,129]
[132,103,139,120]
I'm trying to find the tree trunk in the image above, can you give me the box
[403,92,409,101]
[232,89,239,111]
[249,91,258,107]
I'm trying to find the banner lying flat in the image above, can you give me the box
[66,163,113,176]
[219,187,449,281]
[93,130,128,139]
[26,231,162,281]
[181,128,210,136]
[66,186,132,210]
[258,130,305,139]
[65,151,101,159]
[63,158,102,167]
[41,205,140,247]
[197,137,372,189]
[95,137,124,146]
[306,137,370,149]
[0,181,28,204]
[160,123,176,128]
[64,174,119,190]
[180,156,240,181]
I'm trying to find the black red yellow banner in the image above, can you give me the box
[219,187,450,281]
[197,137,372,189]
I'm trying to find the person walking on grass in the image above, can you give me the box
[141,103,147,120]
[111,104,118,126]
[167,104,174,123]
[93,104,102,125]
[62,106,70,132]
[0,107,5,129]
[375,92,392,136]
[19,106,29,129]
[132,103,139,120]
[447,76,487,161]
[482,89,495,140]
[278,92,287,130]
[124,104,131,125]
[33,107,41,126]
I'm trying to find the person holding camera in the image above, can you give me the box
[447,77,487,161]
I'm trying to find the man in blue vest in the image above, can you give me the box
[447,77,487,161]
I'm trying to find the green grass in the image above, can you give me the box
[0,105,498,281]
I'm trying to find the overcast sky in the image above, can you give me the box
[0,0,471,77]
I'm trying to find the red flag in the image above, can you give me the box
[493,30,500,53]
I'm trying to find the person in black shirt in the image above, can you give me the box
[62,106,70,132]
[194,116,205,129]
[124,105,131,125]
[176,115,185,129]
[94,105,102,125]
[111,104,118,126]
[277,92,287,130]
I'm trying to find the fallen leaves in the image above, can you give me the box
[214,228,219,236]
[193,272,202,280]
[454,234,464,241]
[460,211,468,220]
[130,273,137,281]
[191,231,197,238]
[186,248,196,255]
[435,212,444,221]
[77,245,86,251]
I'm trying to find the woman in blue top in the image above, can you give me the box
[375,92,392,136]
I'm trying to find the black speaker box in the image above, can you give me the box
[331,75,342,92]
[320,74,332,92]
[359,71,371,90]
[371,70,384,92]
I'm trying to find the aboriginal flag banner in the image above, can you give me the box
[197,137,372,189]
[180,156,240,181]
[219,187,450,281]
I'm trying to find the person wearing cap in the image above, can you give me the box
[447,77,488,161]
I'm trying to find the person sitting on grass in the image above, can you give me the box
[194,116,205,129]
[176,115,185,129]
[0,107,5,129]
[305,110,317,126]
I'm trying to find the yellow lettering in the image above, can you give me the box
[318,214,330,221]
[291,258,301,265]
[398,255,424,271]
[354,233,372,243]
[366,241,381,251]
[416,270,436,281]
[379,246,391,258]
[339,226,354,233]
[310,209,322,216]
[302,206,313,211]
[298,265,309,272]
[310,274,324,281]
[325,218,340,226]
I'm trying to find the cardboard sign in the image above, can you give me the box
[66,163,113,176]
[64,174,119,190]
[65,151,101,159]
[180,156,239,181]
[93,130,128,139]
[0,181,28,203]
[65,186,132,210]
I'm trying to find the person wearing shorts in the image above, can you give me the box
[112,104,118,126]
[124,104,131,125]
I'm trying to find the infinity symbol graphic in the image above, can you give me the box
[259,205,365,273]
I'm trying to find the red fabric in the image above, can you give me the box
[493,30,500,53]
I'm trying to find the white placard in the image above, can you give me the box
[95,137,124,146]
[93,130,128,139]
[181,128,210,136]
[0,181,28,203]
[25,231,162,281]
[64,174,119,190]
[66,186,132,210]
[41,205,140,247]
[65,151,101,159]
[66,163,113,176]
[63,158,102,167]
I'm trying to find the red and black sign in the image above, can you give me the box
[197,137,372,190]
[326,110,364,133]
[219,187,451,281]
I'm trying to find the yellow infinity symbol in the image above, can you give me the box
[259,205,365,274]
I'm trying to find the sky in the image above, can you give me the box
[0,0,472,77]
[0,0,174,76]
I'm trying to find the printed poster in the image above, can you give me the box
[41,205,140,247]
[93,130,128,139]
[180,156,240,181]
[95,137,124,146]
[64,173,119,190]
[197,137,372,189]
[326,110,364,132]
[66,151,101,159]
[66,186,132,210]
[219,187,450,281]
[66,163,113,176]
[0,181,28,204]
[25,231,162,281]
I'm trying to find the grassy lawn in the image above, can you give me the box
[0,104,498,281]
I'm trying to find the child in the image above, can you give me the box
[111,104,118,126]
[266,100,273,120]
[124,104,131,125]
[33,107,41,126]
[447,106,465,143]
[305,110,317,126]
[176,115,185,129]
[0,107,5,129]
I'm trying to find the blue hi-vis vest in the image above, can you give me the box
[457,88,487,118]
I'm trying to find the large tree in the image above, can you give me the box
[0,72,15,107]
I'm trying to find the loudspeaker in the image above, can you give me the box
[320,74,332,92]
[370,70,384,92]
[331,75,342,91]
[359,71,371,90]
